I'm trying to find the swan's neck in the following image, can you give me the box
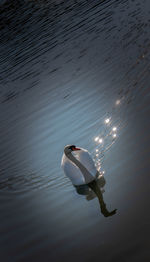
[65,151,94,184]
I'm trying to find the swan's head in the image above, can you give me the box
[64,145,81,155]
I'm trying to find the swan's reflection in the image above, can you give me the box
[74,173,105,199]
[74,174,117,217]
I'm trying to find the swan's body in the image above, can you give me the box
[61,145,117,217]
[61,145,98,185]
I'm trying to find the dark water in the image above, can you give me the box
[0,0,150,261]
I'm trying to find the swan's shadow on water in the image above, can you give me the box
[74,174,117,217]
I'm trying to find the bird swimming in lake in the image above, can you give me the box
[61,145,117,217]
[61,145,99,185]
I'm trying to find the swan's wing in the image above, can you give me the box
[61,154,85,185]
[74,149,97,176]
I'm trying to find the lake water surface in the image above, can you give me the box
[0,0,150,261]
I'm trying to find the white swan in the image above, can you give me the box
[61,145,117,217]
[61,145,99,185]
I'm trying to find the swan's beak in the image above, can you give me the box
[73,147,80,151]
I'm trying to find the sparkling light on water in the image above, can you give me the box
[105,118,110,124]
[112,127,117,131]
[99,138,103,143]
[116,100,121,105]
